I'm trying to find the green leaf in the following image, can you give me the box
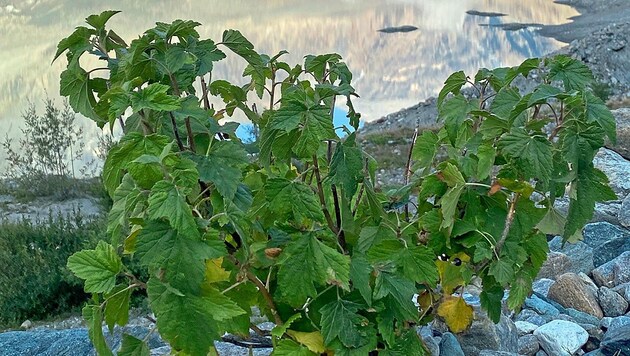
[583,92,617,144]
[118,334,150,356]
[264,178,324,223]
[381,329,428,356]
[104,284,131,332]
[480,284,504,323]
[194,39,226,76]
[295,106,335,158]
[548,55,593,91]
[135,221,225,293]
[102,133,170,197]
[500,128,553,182]
[476,143,496,180]
[489,259,515,285]
[53,26,95,63]
[439,186,465,231]
[528,84,563,106]
[130,83,181,112]
[490,87,521,119]
[439,94,475,145]
[60,63,101,123]
[536,208,566,236]
[67,241,122,293]
[438,71,466,108]
[373,271,418,321]
[278,234,350,307]
[272,340,317,356]
[186,141,248,200]
[412,131,439,169]
[350,255,373,306]
[83,304,114,356]
[147,180,199,239]
[304,54,342,82]
[148,278,245,356]
[319,299,370,348]
[328,133,363,200]
[395,246,439,286]
[85,10,121,30]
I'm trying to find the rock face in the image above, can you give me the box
[593,148,630,199]
[548,273,604,318]
[533,320,589,356]
[582,222,630,267]
[592,251,630,287]
[610,107,630,160]
[598,287,629,317]
[548,236,594,274]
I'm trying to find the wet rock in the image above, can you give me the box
[537,252,571,279]
[593,148,630,199]
[534,320,589,356]
[600,324,630,355]
[439,332,464,356]
[519,334,541,356]
[548,236,594,275]
[548,273,604,318]
[515,321,539,336]
[620,194,630,228]
[592,251,630,287]
[532,279,555,298]
[610,108,630,160]
[582,222,630,267]
[598,287,629,317]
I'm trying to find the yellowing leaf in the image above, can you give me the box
[287,330,326,354]
[437,296,473,333]
[204,258,230,284]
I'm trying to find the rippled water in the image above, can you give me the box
[0,0,578,172]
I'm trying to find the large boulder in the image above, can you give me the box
[609,107,630,160]
[592,251,630,287]
[593,148,630,199]
[533,320,589,356]
[600,324,630,355]
[547,273,604,318]
[597,287,629,317]
[548,236,594,274]
[582,222,630,267]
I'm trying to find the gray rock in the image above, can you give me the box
[516,309,550,326]
[592,251,630,288]
[610,108,630,160]
[439,332,464,356]
[583,350,605,356]
[582,222,630,267]
[150,346,171,356]
[554,314,577,323]
[515,321,539,336]
[535,351,549,356]
[554,198,621,226]
[548,236,595,274]
[607,316,630,333]
[582,324,604,353]
[537,252,571,280]
[598,287,629,317]
[621,194,630,228]
[548,273,604,318]
[214,341,272,355]
[613,282,630,303]
[524,295,560,317]
[418,326,439,356]
[600,323,630,356]
[578,273,600,295]
[478,351,519,356]
[532,279,555,298]
[519,334,540,356]
[593,148,630,199]
[565,309,601,326]
[534,320,589,356]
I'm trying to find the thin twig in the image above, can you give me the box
[312,155,339,235]
[169,112,186,151]
[200,75,211,110]
[494,192,520,255]
[185,117,196,152]
[403,127,419,221]
[245,270,283,326]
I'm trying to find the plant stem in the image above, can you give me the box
[331,184,346,251]
[245,270,283,326]
[494,192,520,255]
[200,75,211,110]
[312,155,339,235]
[403,126,419,221]
[169,112,186,151]
[185,117,196,152]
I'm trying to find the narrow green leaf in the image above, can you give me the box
[67,241,122,293]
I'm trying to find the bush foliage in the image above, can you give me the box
[56,11,616,355]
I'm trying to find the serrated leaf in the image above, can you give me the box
[439,94,475,145]
[83,304,114,356]
[319,299,370,348]
[118,334,150,356]
[480,284,504,323]
[548,55,593,91]
[293,105,336,158]
[136,221,225,293]
[130,83,181,112]
[583,92,617,144]
[489,259,515,285]
[67,241,122,293]
[396,246,439,286]
[437,296,473,333]
[104,284,131,332]
[278,234,350,307]
[373,271,418,321]
[490,87,521,119]
[53,26,95,63]
[264,178,324,223]
[438,71,466,108]
[272,340,317,356]
[412,131,439,170]
[328,133,363,200]
[507,274,533,310]
[350,255,373,306]
[185,141,248,200]
[439,186,464,231]
[147,180,199,239]
[271,314,302,339]
[148,278,245,356]
[287,330,326,354]
[476,143,496,180]
[536,208,566,235]
[528,84,563,106]
[500,128,553,182]
[60,63,101,123]
[381,329,428,356]
[85,10,121,30]
[194,39,226,76]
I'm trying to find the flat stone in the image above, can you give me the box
[582,222,630,267]
[516,309,550,326]
[537,252,571,279]
[515,321,539,336]
[439,332,464,356]
[548,236,594,275]
[565,309,601,326]
[534,320,588,356]
[524,295,560,317]
[548,273,604,318]
[532,279,555,298]
[592,251,630,288]
[478,351,519,356]
[593,148,630,198]
[600,323,630,355]
[607,316,630,333]
[598,287,629,317]
[620,194,630,228]
[519,334,540,356]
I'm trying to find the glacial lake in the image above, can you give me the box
[0,0,578,173]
